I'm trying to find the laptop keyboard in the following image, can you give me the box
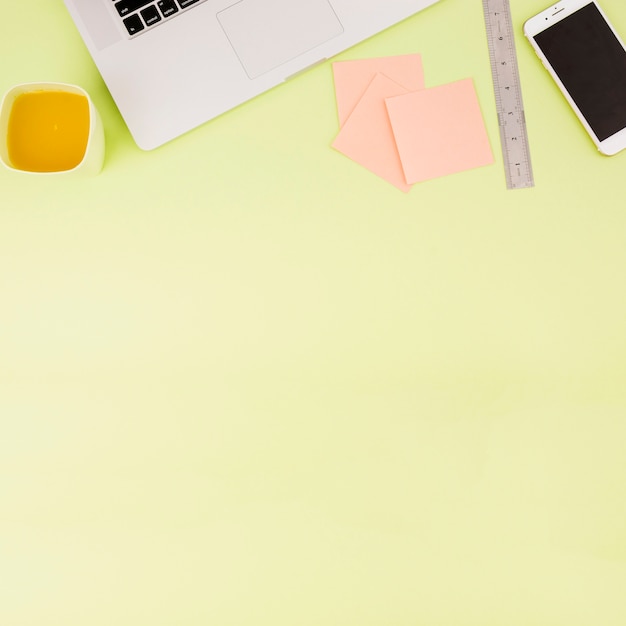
[113,0,208,36]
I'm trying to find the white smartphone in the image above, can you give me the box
[524,1,626,155]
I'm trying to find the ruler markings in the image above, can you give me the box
[482,0,534,189]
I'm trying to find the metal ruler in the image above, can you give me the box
[482,0,534,189]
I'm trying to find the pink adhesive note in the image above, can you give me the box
[332,54,425,127]
[332,73,412,193]
[385,78,494,184]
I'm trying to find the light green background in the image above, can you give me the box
[2,1,626,624]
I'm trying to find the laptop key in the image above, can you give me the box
[177,0,200,8]
[157,0,178,18]
[141,5,161,26]
[122,13,144,35]
[115,0,153,17]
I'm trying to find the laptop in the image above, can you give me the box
[63,0,441,150]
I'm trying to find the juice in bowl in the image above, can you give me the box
[0,82,104,176]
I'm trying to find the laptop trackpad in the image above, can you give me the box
[217,0,344,79]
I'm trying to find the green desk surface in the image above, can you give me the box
[2,2,626,624]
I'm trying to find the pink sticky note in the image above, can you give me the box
[332,54,425,127]
[332,73,412,193]
[385,78,494,184]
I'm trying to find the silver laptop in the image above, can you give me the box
[63,0,441,150]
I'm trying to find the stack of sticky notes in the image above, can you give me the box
[331,54,494,192]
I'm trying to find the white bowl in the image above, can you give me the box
[0,82,105,176]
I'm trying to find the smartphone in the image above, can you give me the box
[524,1,626,155]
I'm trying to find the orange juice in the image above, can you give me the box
[7,90,90,172]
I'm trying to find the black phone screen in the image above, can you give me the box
[533,2,626,141]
